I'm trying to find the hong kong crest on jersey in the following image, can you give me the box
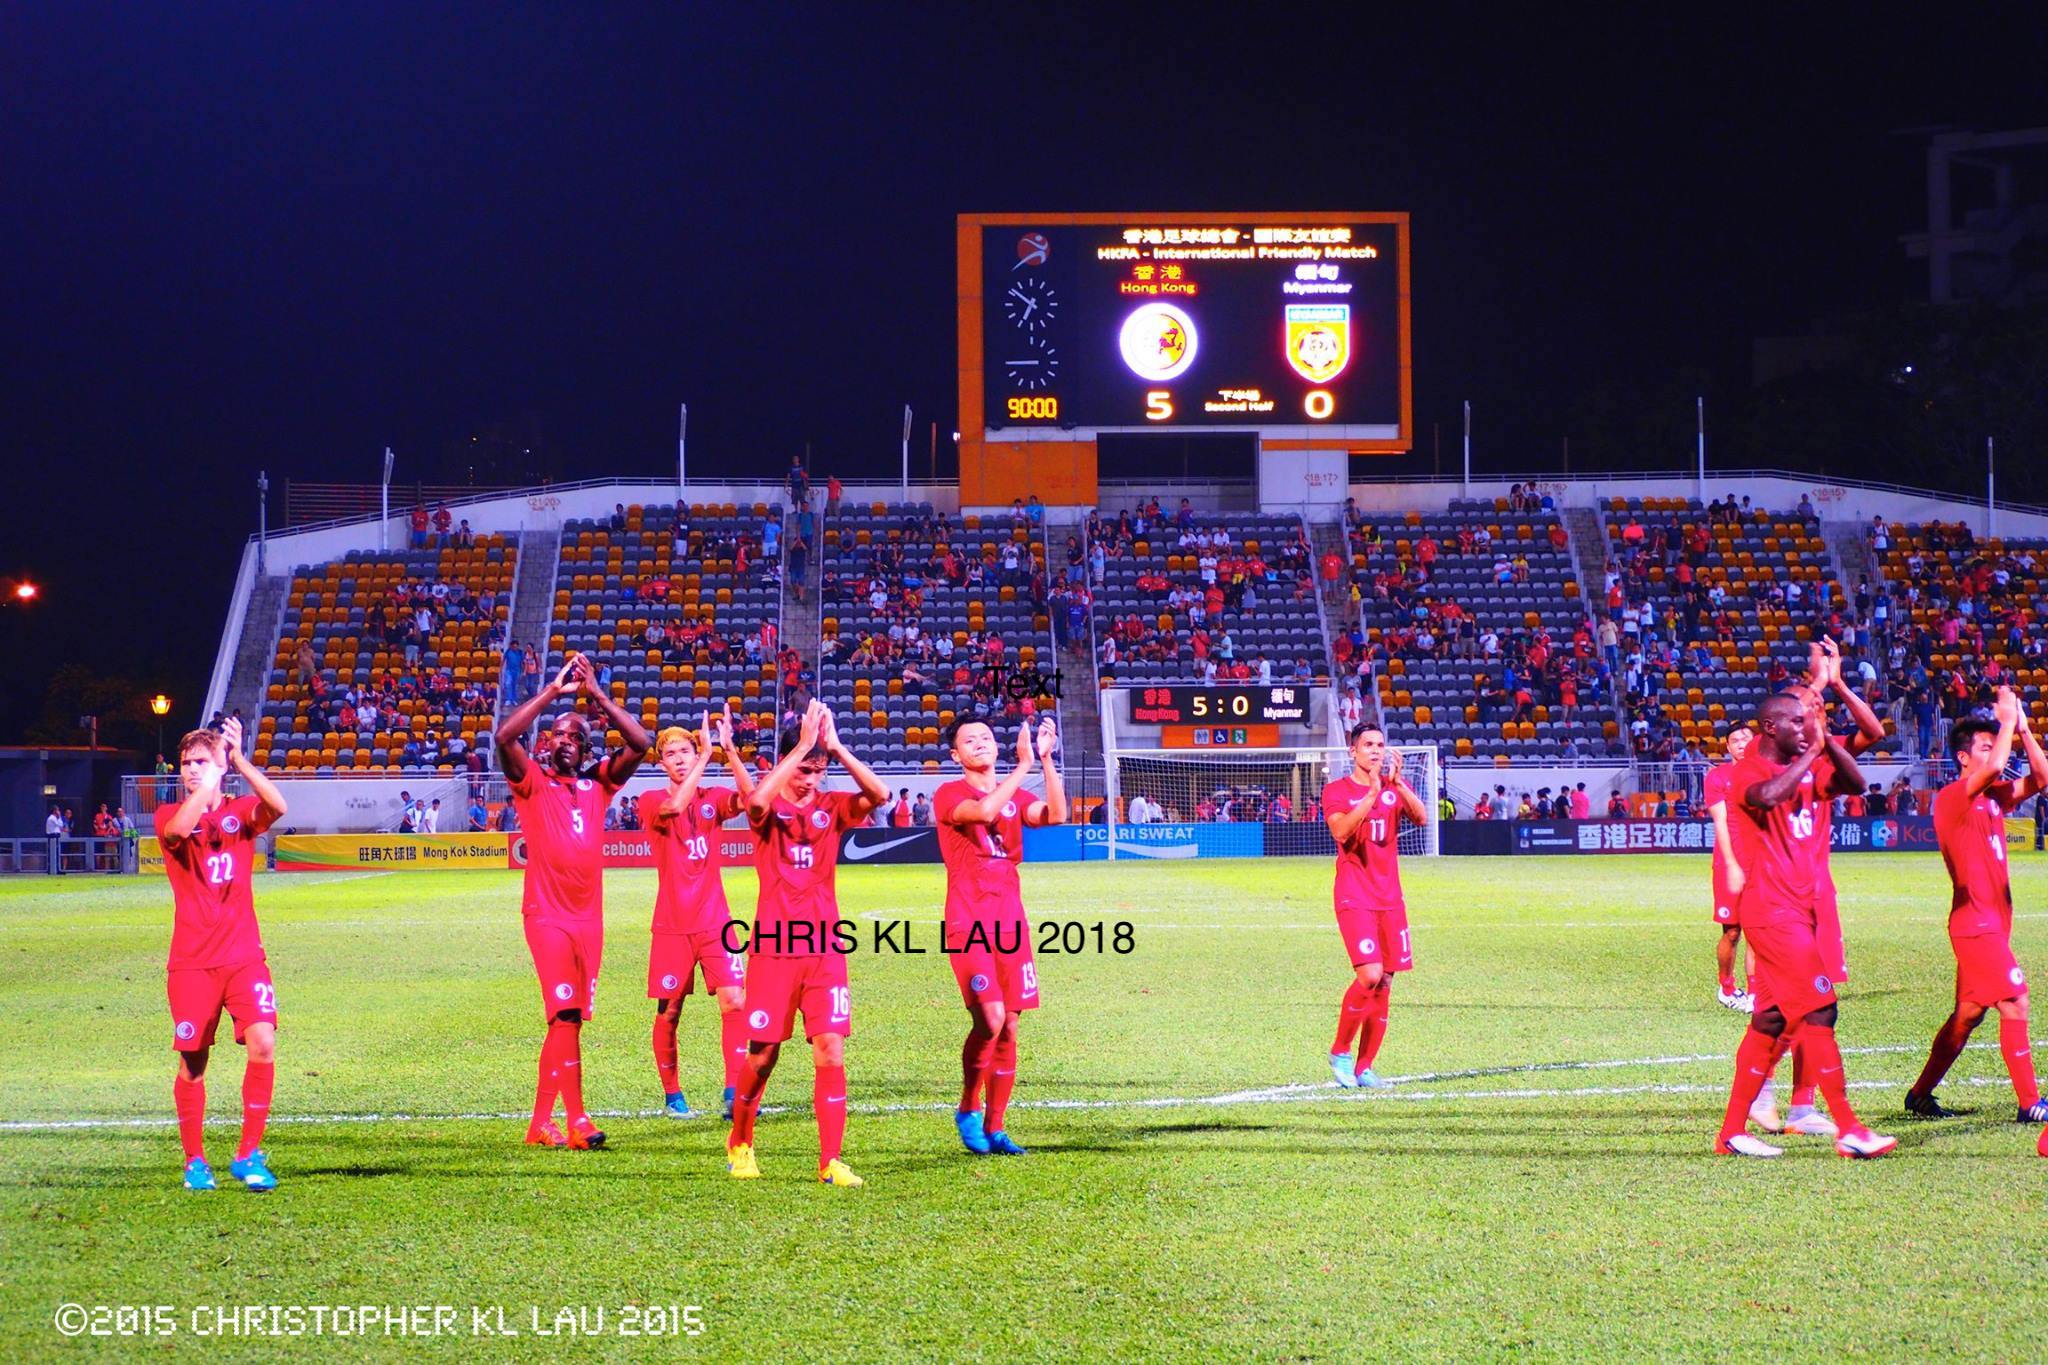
[1380,790,1397,806]
[577,779,592,792]
[1285,303,1350,382]
[221,814,242,834]
[1001,801,1017,820]
[700,803,716,821]
[749,1009,770,1030]
[970,974,990,992]
[811,809,831,829]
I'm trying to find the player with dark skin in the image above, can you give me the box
[496,652,651,790]
[1741,690,1866,1045]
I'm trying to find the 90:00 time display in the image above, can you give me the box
[1005,396,1060,420]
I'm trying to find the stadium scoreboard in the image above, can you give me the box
[1128,685,1310,726]
[965,213,1410,445]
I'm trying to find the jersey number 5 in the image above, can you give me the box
[570,810,586,836]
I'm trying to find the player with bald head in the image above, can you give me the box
[1712,686,1894,1158]
[496,651,652,1150]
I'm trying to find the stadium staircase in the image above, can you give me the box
[502,528,562,724]
[780,506,823,692]
[1310,521,1354,628]
[1053,640,1105,778]
[1560,504,1630,736]
[1823,520,1877,601]
[221,574,291,730]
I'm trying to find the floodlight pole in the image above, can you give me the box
[901,405,912,495]
[1987,435,1996,539]
[1696,396,1706,502]
[256,470,269,574]
[678,403,688,497]
[1461,401,1471,495]
[380,447,394,551]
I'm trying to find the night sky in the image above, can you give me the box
[4,5,2045,745]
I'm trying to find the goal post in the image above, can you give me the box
[1101,743,1441,860]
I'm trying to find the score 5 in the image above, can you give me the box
[1145,391,1173,421]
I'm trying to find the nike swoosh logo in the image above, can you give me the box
[843,833,926,861]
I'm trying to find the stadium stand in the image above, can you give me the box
[1086,508,1330,687]
[1870,519,2048,756]
[258,539,514,772]
[547,503,783,764]
[817,502,1055,770]
[1347,499,1608,760]
[1603,496,1848,759]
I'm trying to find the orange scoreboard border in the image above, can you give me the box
[957,211,1413,458]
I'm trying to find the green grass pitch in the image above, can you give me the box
[2,854,2045,1359]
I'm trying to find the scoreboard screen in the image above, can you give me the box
[974,214,1408,441]
[1128,685,1310,726]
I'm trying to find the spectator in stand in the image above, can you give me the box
[610,502,627,532]
[455,518,474,547]
[409,503,430,549]
[1026,493,1045,525]
[432,502,453,544]
[825,474,843,517]
[786,457,809,509]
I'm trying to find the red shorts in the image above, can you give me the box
[1745,917,1838,1021]
[1711,875,1737,926]
[648,925,745,999]
[1953,933,2027,1008]
[526,917,603,1020]
[1335,904,1413,973]
[1813,878,1849,983]
[946,922,1040,1013]
[743,954,850,1043]
[166,959,277,1050]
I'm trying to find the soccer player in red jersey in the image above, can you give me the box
[1906,687,2048,1122]
[936,714,1067,1156]
[1705,721,1757,1013]
[638,705,755,1121]
[1713,691,1895,1158]
[725,700,888,1186]
[1322,723,1427,1089]
[156,718,288,1192]
[496,652,651,1151]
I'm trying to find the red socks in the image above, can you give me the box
[720,1008,748,1092]
[540,1018,585,1123]
[1801,1026,1862,1133]
[1718,1027,1777,1144]
[729,1057,765,1149]
[1789,1037,1817,1108]
[1717,970,1736,993]
[985,1035,1018,1134]
[961,1029,996,1114]
[2000,1016,2040,1107]
[1357,982,1392,1072]
[652,1011,680,1095]
[174,1073,207,1161]
[815,1063,848,1168]
[238,1060,274,1160]
[1333,979,1371,1055]
[1912,1011,1976,1097]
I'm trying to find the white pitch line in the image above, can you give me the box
[0,1043,2013,1134]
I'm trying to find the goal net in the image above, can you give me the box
[1101,743,1441,860]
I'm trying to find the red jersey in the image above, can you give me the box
[1726,749,1835,925]
[156,794,277,970]
[1934,777,2020,938]
[509,766,616,922]
[1324,775,1404,912]
[1702,762,1737,896]
[934,778,1028,932]
[749,790,861,957]
[639,786,743,935]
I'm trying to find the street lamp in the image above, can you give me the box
[6,579,36,604]
[151,694,171,759]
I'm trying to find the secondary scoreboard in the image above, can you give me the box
[961,213,1410,446]
[1127,685,1310,726]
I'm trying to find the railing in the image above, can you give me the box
[1358,467,2048,520]
[2,837,135,875]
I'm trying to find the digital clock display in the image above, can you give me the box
[1128,685,1310,726]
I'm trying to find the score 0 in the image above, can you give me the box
[1304,390,1334,420]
